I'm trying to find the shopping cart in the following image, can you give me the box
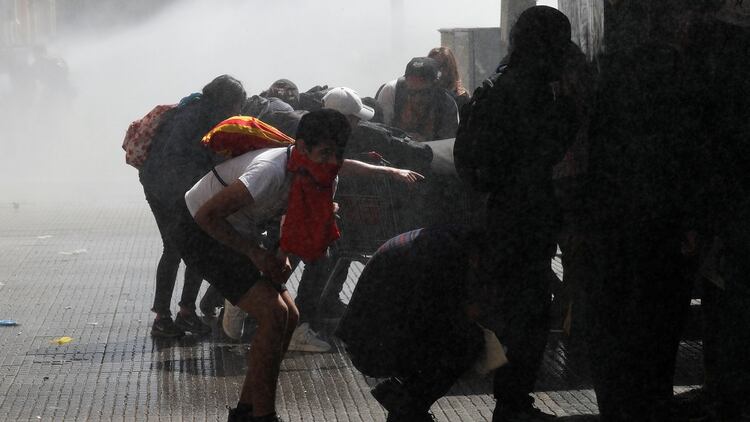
[321,140,486,293]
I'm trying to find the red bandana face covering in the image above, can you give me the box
[280,146,341,263]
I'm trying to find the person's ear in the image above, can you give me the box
[296,138,308,153]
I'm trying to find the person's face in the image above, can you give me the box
[404,76,434,105]
[268,85,298,105]
[298,139,340,165]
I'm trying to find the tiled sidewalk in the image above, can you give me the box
[0,202,703,421]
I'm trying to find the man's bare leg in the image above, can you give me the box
[278,291,300,353]
[235,280,294,417]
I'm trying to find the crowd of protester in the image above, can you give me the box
[128,2,749,422]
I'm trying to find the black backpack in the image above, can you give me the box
[453,69,505,190]
[297,85,331,112]
[347,121,433,175]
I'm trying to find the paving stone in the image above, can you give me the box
[0,202,705,420]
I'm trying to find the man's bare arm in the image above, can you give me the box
[340,159,424,183]
[193,180,285,278]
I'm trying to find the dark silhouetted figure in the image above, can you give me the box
[580,3,711,420]
[139,74,246,337]
[454,6,578,422]
[337,226,488,422]
[686,2,750,420]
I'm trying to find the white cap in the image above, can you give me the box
[322,87,374,121]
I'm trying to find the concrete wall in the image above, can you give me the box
[439,27,504,91]
[558,0,604,60]
[1,0,56,48]
[500,0,536,45]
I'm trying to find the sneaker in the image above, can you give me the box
[372,378,410,412]
[372,379,435,422]
[319,299,348,321]
[288,322,331,352]
[200,287,224,317]
[151,316,185,338]
[226,406,251,422]
[492,404,556,422]
[222,299,246,340]
[175,311,211,335]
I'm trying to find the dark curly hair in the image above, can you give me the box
[296,109,351,159]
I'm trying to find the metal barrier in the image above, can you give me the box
[323,154,486,297]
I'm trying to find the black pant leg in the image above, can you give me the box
[143,187,182,315]
[582,232,688,422]
[490,263,552,408]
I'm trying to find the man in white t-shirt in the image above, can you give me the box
[375,57,459,142]
[175,109,422,422]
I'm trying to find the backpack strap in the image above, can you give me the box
[212,167,228,187]
[213,145,292,188]
[392,77,407,128]
[431,89,449,140]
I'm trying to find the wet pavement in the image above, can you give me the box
[0,202,704,421]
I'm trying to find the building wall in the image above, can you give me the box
[1,0,56,48]
[558,0,604,60]
[440,27,504,91]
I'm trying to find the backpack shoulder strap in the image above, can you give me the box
[212,167,228,187]
[392,77,407,127]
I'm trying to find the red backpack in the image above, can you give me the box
[201,115,295,158]
[122,104,177,169]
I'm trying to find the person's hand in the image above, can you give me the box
[268,255,293,285]
[389,168,424,184]
[406,131,426,142]
[248,248,289,284]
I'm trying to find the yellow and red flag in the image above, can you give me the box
[202,116,295,158]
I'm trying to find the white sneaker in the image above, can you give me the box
[222,299,245,340]
[288,322,331,352]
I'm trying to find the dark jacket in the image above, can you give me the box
[139,98,226,208]
[392,77,459,141]
[455,66,577,257]
[336,226,484,377]
[586,42,705,235]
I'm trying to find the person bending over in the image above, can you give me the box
[337,225,496,422]
[174,109,421,422]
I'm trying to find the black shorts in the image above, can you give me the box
[172,201,283,305]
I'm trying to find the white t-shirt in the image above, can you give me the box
[185,147,292,240]
[375,79,398,126]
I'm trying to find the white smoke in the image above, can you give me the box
[0,0,501,204]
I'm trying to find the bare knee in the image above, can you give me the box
[254,299,289,330]
[237,282,296,331]
[287,305,300,329]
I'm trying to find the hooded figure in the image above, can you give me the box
[453,6,578,422]
[138,74,246,339]
[507,5,573,80]
[141,74,246,207]
[262,79,300,110]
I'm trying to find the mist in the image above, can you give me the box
[0,0,505,204]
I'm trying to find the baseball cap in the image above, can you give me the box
[404,57,439,81]
[266,79,299,104]
[322,87,374,121]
